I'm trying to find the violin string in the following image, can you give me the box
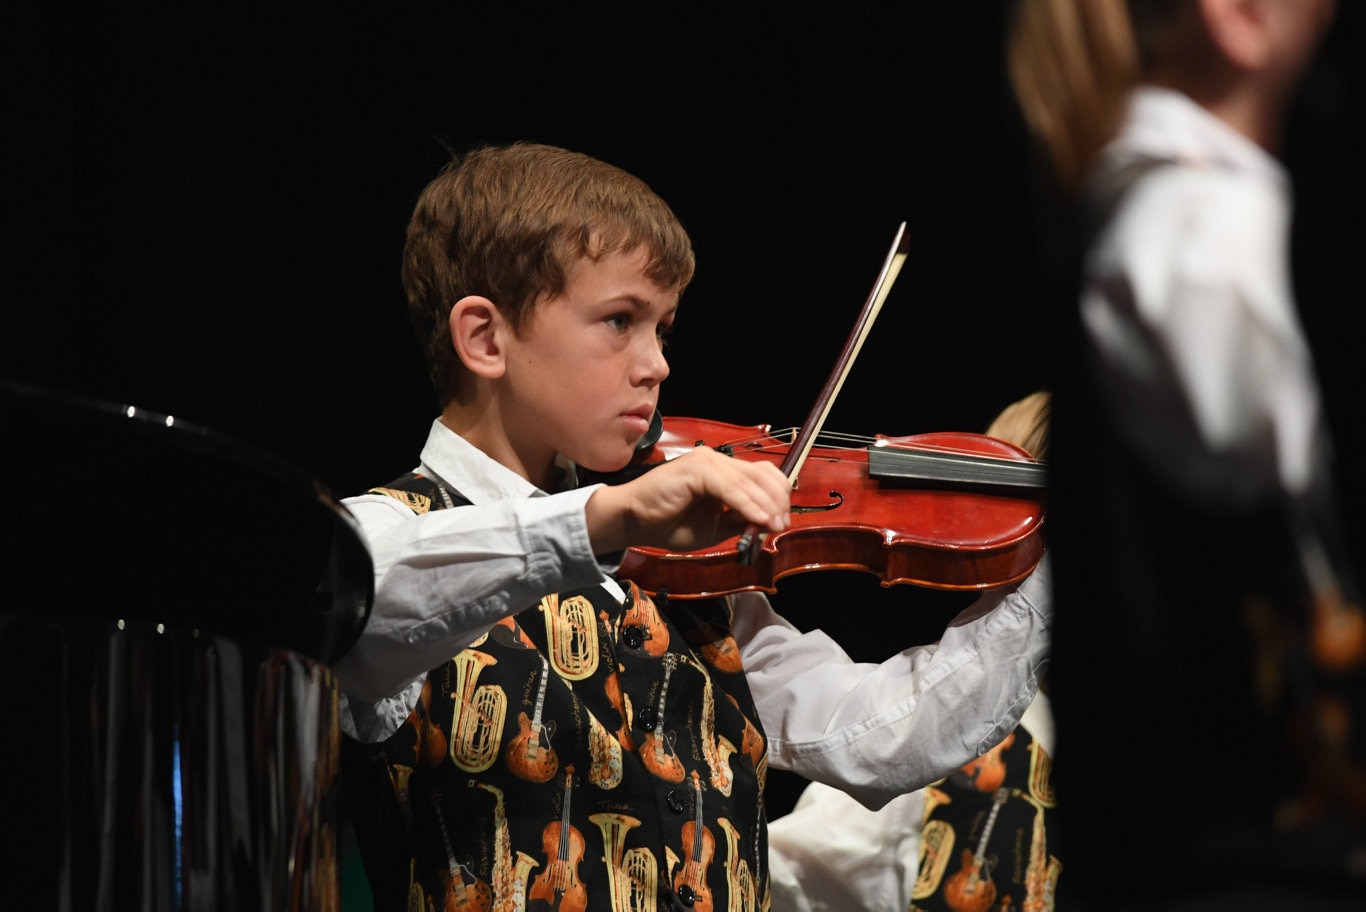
[711,428,1045,465]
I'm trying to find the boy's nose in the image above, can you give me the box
[640,340,670,383]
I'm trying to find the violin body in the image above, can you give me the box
[615,416,1045,598]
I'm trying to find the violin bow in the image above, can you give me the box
[737,221,911,564]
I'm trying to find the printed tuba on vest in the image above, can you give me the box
[450,648,506,772]
[590,812,658,912]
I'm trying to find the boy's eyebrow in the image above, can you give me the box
[611,293,674,315]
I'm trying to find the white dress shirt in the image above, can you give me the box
[1081,85,1327,505]
[334,418,1052,808]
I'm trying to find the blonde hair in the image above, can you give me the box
[1007,0,1140,196]
[985,390,1051,461]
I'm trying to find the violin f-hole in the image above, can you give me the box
[792,491,844,514]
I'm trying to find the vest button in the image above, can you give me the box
[622,626,646,650]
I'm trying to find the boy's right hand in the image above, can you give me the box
[584,447,791,557]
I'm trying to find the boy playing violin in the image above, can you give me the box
[334,141,1051,912]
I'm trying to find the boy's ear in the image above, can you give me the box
[1199,0,1272,71]
[449,296,506,379]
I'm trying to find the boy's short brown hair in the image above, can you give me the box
[402,142,696,404]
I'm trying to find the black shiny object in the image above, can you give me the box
[574,407,664,487]
[0,381,372,665]
[621,625,646,650]
[0,382,373,909]
[1,615,343,911]
[637,706,657,732]
[666,789,685,813]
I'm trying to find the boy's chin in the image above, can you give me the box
[574,448,650,486]
[586,452,635,475]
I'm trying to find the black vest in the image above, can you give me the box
[343,473,773,912]
[912,717,1061,911]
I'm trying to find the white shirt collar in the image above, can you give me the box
[411,418,622,601]
[413,418,548,505]
[1101,85,1288,190]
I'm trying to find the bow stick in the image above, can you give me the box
[737,221,911,564]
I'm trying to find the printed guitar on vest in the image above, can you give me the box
[505,653,559,783]
[640,654,686,782]
[943,787,1010,912]
[431,787,493,912]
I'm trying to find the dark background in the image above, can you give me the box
[5,0,1366,866]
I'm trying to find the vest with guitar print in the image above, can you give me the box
[352,472,773,912]
[912,718,1060,912]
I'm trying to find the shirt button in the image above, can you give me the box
[637,706,657,732]
[666,789,685,813]
[677,884,697,906]
[622,626,646,650]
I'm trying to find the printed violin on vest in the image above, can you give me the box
[673,772,715,912]
[527,765,587,912]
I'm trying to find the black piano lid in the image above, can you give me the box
[0,380,373,666]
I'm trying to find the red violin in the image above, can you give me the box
[607,222,1047,599]
[614,417,1046,599]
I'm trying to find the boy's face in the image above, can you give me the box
[503,245,677,476]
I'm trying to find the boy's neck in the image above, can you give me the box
[439,406,559,491]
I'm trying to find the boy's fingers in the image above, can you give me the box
[704,454,790,531]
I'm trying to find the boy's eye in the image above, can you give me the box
[604,312,672,345]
